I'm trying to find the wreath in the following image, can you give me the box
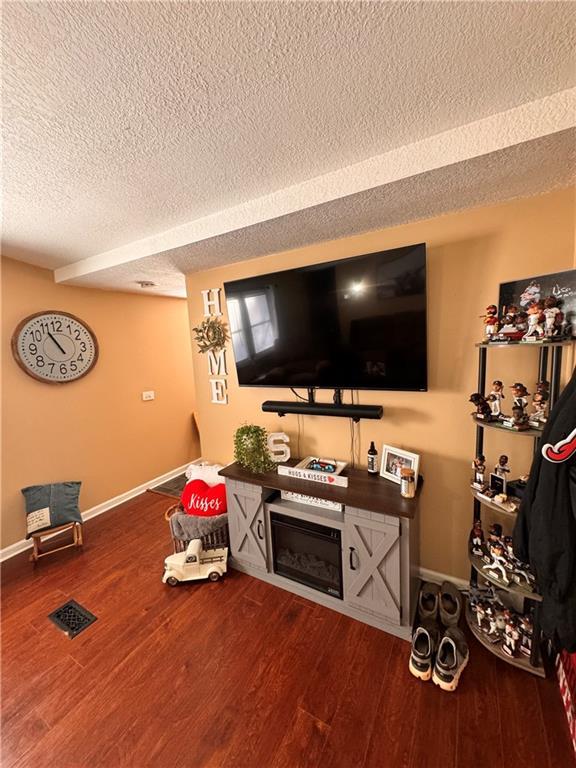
[192,316,230,354]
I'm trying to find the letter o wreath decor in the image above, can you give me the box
[192,316,230,354]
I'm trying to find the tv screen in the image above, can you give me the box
[223,243,427,391]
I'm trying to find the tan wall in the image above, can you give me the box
[187,188,575,580]
[1,258,199,548]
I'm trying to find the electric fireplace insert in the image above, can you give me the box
[270,511,343,599]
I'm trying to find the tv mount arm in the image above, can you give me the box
[305,387,343,405]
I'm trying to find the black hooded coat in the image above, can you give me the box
[513,365,576,651]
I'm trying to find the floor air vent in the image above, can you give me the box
[150,473,188,498]
[48,600,97,638]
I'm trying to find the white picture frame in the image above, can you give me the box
[380,445,420,486]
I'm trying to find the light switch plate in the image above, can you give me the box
[142,390,155,401]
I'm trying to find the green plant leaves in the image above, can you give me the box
[234,424,276,474]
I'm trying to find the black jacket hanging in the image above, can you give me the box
[513,365,576,652]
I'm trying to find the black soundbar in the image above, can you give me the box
[261,400,383,421]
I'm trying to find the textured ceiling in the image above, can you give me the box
[2,1,576,292]
[63,130,576,297]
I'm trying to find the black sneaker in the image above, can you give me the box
[439,580,463,627]
[418,581,440,622]
[432,627,469,692]
[409,620,441,682]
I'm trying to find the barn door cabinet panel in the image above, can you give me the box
[343,512,402,624]
[226,479,274,572]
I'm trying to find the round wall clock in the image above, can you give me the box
[11,311,99,384]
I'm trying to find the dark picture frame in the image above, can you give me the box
[498,269,576,337]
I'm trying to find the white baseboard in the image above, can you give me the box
[0,462,193,563]
[417,566,468,591]
[1,468,472,590]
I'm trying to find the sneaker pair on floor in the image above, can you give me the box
[418,580,462,626]
[410,621,469,691]
[410,581,468,692]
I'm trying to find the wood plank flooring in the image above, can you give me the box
[1,491,574,768]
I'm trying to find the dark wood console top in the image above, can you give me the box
[219,460,420,520]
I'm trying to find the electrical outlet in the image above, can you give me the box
[142,391,155,401]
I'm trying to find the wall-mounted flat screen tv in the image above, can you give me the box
[223,242,427,391]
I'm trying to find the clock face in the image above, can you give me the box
[12,311,98,383]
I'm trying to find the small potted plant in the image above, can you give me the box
[234,424,276,474]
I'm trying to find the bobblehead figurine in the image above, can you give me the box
[469,520,485,557]
[511,404,530,430]
[483,541,510,585]
[510,382,530,411]
[481,304,500,339]
[536,380,550,398]
[514,311,529,335]
[519,615,534,657]
[489,380,505,417]
[543,295,564,338]
[523,300,546,340]
[470,393,492,420]
[500,305,519,331]
[503,614,520,656]
[495,455,511,479]
[530,392,548,425]
[471,454,487,489]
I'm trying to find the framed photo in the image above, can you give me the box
[478,473,506,500]
[498,269,576,337]
[380,445,420,485]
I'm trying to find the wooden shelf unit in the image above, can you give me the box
[465,603,545,678]
[468,551,542,602]
[476,339,573,348]
[472,418,542,438]
[470,488,519,518]
[469,338,572,676]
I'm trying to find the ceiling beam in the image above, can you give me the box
[55,87,576,285]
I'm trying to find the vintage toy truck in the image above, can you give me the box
[162,538,228,586]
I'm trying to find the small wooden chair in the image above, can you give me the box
[29,522,83,562]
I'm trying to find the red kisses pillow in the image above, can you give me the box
[180,480,227,517]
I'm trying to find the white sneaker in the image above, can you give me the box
[409,620,441,682]
[432,627,469,692]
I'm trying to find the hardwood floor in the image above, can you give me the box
[1,491,574,768]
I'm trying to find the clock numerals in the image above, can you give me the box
[37,320,64,334]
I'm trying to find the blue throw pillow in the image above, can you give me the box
[21,482,82,538]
